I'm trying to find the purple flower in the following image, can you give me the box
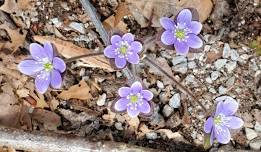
[160,9,203,55]
[18,42,66,94]
[204,96,244,144]
[104,33,142,69]
[114,81,153,117]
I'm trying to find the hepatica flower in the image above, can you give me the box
[160,9,203,55]
[114,81,153,117]
[204,96,244,144]
[104,33,142,69]
[18,42,66,94]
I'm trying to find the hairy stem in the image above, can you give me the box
[144,56,207,112]
[80,0,110,45]
[64,52,104,63]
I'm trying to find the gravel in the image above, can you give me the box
[162,105,174,117]
[169,93,181,109]
[245,128,258,140]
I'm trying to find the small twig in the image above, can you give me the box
[80,0,110,45]
[0,126,156,152]
[143,57,207,112]
[64,52,104,63]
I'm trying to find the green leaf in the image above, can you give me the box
[203,133,212,150]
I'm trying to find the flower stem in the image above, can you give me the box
[64,52,104,63]
[143,56,207,112]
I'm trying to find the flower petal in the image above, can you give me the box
[130,41,142,53]
[104,45,116,58]
[53,57,66,73]
[161,30,176,45]
[111,35,122,44]
[141,90,153,101]
[215,96,239,116]
[174,40,189,55]
[122,33,134,43]
[177,9,192,24]
[18,60,44,76]
[188,21,202,34]
[127,106,140,117]
[30,43,48,61]
[215,126,231,144]
[204,117,214,134]
[118,87,131,97]
[210,130,215,145]
[186,34,203,49]
[160,17,175,30]
[131,81,142,94]
[139,100,151,114]
[226,116,244,129]
[127,53,139,64]
[35,71,51,94]
[43,42,54,60]
[115,57,127,69]
[50,70,62,89]
[115,98,129,111]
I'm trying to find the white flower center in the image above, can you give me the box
[126,93,143,110]
[173,23,190,42]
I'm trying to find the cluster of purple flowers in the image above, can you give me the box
[17,8,243,147]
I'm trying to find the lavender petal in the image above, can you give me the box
[104,45,116,58]
[161,30,176,45]
[30,43,48,61]
[127,106,140,117]
[118,87,131,97]
[127,53,139,64]
[160,17,175,30]
[174,40,189,55]
[187,34,203,49]
[130,41,142,53]
[43,42,54,61]
[226,116,244,129]
[177,9,192,25]
[204,117,214,134]
[188,21,202,34]
[139,100,150,114]
[18,60,44,76]
[115,57,127,68]
[122,33,134,43]
[53,57,66,73]
[215,126,231,144]
[141,90,153,101]
[210,130,215,145]
[111,35,122,44]
[35,71,51,94]
[215,97,238,116]
[114,98,129,111]
[50,70,62,89]
[131,81,142,94]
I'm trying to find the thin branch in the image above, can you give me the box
[0,126,156,152]
[143,56,207,112]
[80,0,110,45]
[64,52,104,63]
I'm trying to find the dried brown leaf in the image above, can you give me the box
[0,0,34,15]
[0,24,27,52]
[103,15,128,33]
[33,36,114,71]
[206,51,222,63]
[58,80,93,100]
[126,0,213,27]
[114,3,131,26]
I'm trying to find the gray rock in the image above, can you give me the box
[211,71,220,81]
[69,22,86,34]
[218,86,227,94]
[157,80,164,89]
[225,61,237,73]
[209,88,217,94]
[159,92,169,103]
[254,122,261,132]
[169,93,181,108]
[146,132,158,140]
[226,76,235,87]
[188,61,197,69]
[249,140,261,151]
[162,105,174,117]
[231,49,239,61]
[172,62,188,74]
[245,128,258,140]
[96,93,106,106]
[172,56,187,66]
[51,18,62,27]
[214,59,227,70]
[114,122,123,130]
[206,76,213,84]
[223,43,231,58]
